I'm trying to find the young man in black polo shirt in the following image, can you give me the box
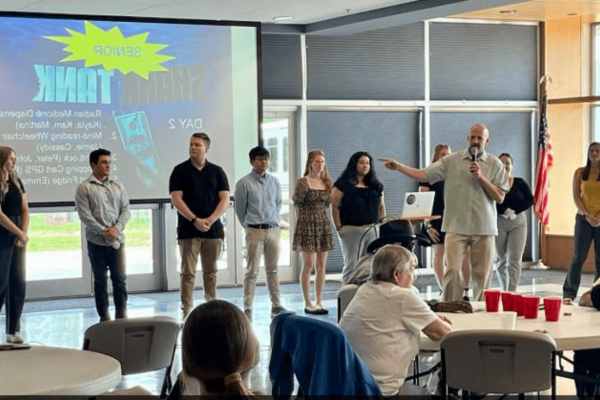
[169,133,229,319]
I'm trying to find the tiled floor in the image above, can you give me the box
[0,268,596,396]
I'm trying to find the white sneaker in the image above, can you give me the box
[7,332,24,344]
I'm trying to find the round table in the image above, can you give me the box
[0,346,122,395]
[421,301,600,351]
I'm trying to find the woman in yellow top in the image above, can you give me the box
[563,142,600,304]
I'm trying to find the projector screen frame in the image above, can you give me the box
[0,11,263,208]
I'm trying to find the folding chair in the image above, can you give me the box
[337,284,359,322]
[440,329,557,399]
[83,316,180,398]
[270,313,381,398]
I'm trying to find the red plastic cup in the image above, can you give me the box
[523,295,540,319]
[484,289,501,312]
[501,291,513,311]
[544,297,562,322]
[512,293,524,316]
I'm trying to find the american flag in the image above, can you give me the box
[534,86,553,229]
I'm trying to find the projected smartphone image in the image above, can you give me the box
[115,111,162,188]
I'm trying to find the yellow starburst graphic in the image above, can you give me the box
[45,21,175,79]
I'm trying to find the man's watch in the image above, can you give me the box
[191,216,198,224]
[427,299,439,311]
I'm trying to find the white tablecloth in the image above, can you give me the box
[421,301,600,351]
[0,346,122,395]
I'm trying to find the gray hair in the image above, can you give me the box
[469,123,489,138]
[369,244,417,283]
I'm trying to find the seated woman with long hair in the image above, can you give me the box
[180,300,261,398]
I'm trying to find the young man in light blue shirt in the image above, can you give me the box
[234,146,287,321]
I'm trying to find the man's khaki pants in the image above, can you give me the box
[179,238,222,315]
[442,233,494,302]
[244,227,282,312]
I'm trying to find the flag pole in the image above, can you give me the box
[535,75,553,266]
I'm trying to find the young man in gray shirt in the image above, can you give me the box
[76,148,131,322]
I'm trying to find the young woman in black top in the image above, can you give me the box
[494,152,533,291]
[331,151,385,282]
[0,146,29,343]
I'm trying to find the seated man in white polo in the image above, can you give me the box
[339,244,452,397]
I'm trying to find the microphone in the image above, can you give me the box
[469,146,478,162]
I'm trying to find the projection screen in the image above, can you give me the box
[0,13,260,203]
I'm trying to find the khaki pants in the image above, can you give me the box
[178,238,222,314]
[244,227,281,311]
[443,233,494,302]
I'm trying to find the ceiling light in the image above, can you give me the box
[273,16,294,22]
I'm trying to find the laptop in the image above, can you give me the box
[398,191,436,219]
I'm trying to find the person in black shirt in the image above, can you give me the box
[169,133,230,319]
[0,146,29,343]
[494,153,533,291]
[573,278,600,397]
[331,151,385,283]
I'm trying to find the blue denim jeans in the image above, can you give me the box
[0,215,26,334]
[563,214,600,300]
[87,241,128,320]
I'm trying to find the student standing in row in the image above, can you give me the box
[0,146,29,343]
[169,133,229,319]
[332,151,385,283]
[494,152,533,292]
[76,148,131,322]
[293,150,333,315]
[563,142,600,304]
[234,146,287,322]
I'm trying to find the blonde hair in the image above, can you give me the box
[432,144,451,163]
[182,300,260,398]
[0,146,22,201]
[303,149,332,193]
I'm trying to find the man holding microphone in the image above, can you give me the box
[382,123,508,301]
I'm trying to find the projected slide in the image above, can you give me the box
[0,16,258,202]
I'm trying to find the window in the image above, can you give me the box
[266,138,279,172]
[592,24,600,141]
[27,212,82,281]
[283,137,289,173]
[123,209,153,275]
